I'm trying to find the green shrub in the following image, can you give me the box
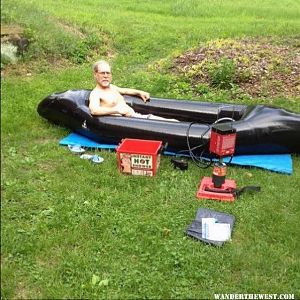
[208,57,237,89]
[195,83,210,95]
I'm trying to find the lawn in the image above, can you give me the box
[1,0,300,299]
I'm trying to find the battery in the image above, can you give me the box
[209,124,237,156]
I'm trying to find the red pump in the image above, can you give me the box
[197,123,237,202]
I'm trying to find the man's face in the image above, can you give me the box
[95,63,112,88]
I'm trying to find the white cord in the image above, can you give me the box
[213,117,235,124]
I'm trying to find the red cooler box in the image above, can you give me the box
[116,138,163,176]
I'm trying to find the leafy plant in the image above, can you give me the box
[208,57,237,89]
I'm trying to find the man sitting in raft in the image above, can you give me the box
[89,60,178,122]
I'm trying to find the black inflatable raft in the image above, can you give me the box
[37,89,300,155]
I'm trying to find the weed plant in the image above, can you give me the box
[1,0,300,299]
[208,58,237,89]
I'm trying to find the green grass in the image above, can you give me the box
[1,0,300,299]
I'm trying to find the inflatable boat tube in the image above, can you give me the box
[37,89,300,155]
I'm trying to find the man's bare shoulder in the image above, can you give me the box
[109,84,119,91]
[89,87,103,99]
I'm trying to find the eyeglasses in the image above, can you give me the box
[96,71,111,75]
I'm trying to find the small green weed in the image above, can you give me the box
[208,58,237,89]
[195,83,210,95]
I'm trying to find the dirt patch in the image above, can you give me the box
[48,17,86,39]
[1,24,29,55]
[1,57,74,77]
[14,280,42,299]
[1,24,24,36]
[171,37,300,98]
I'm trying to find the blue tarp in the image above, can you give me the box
[59,132,293,174]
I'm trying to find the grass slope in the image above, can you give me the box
[1,0,300,299]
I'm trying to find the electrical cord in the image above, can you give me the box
[185,122,212,169]
[213,117,235,124]
[173,106,238,169]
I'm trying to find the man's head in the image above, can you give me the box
[93,60,112,88]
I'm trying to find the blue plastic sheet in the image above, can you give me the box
[59,132,292,174]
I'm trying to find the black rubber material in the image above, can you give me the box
[37,89,300,155]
